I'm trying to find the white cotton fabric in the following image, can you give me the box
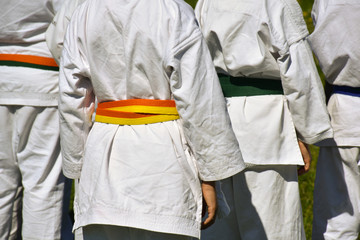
[307,1,360,239]
[313,147,360,240]
[46,0,87,65]
[194,0,333,239]
[226,96,302,165]
[59,0,245,238]
[0,0,63,106]
[202,165,305,240]
[0,106,65,240]
[0,1,67,239]
[307,0,360,148]
[195,0,333,166]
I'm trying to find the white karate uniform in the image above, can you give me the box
[46,1,88,239]
[59,0,245,239]
[195,0,333,239]
[0,1,67,240]
[46,0,87,65]
[307,0,360,239]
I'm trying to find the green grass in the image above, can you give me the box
[299,145,319,239]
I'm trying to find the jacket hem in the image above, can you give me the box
[300,129,334,145]
[74,205,200,239]
[315,137,360,147]
[200,163,246,182]
[62,161,82,179]
[0,92,58,106]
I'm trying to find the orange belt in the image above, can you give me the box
[95,99,180,125]
[0,54,59,71]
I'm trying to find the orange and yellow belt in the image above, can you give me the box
[95,99,180,125]
[0,54,59,71]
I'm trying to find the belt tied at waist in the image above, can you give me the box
[325,83,360,103]
[332,85,360,97]
[0,54,59,71]
[95,99,180,125]
[218,73,283,97]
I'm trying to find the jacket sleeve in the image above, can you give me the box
[168,29,245,181]
[46,0,85,64]
[278,38,333,144]
[58,7,95,179]
[271,0,333,144]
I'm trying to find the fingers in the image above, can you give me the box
[201,181,217,229]
[298,160,311,175]
[304,156,311,171]
[298,140,312,176]
[201,204,216,229]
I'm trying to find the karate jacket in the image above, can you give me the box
[59,0,245,238]
[0,0,63,106]
[308,0,360,147]
[46,0,86,64]
[195,0,333,165]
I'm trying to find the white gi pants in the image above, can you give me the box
[83,225,194,240]
[201,165,305,240]
[312,146,360,240]
[0,105,65,240]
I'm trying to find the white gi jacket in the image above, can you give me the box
[59,0,245,238]
[0,0,63,106]
[195,0,333,165]
[46,0,86,65]
[307,0,360,147]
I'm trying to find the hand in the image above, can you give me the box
[297,140,312,176]
[201,181,217,230]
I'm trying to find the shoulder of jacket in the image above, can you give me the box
[268,0,309,45]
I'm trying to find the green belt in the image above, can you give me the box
[218,74,283,97]
[0,61,59,71]
[0,54,59,71]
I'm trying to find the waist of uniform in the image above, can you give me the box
[331,84,360,97]
[95,99,180,125]
[217,73,283,97]
[0,53,59,71]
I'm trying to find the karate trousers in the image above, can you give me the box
[0,105,65,240]
[201,165,305,240]
[83,225,194,240]
[312,146,360,240]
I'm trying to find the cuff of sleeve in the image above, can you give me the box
[300,128,334,145]
[62,157,83,179]
[199,163,246,182]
